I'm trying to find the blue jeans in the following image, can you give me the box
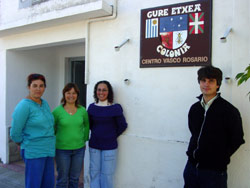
[89,147,117,188]
[55,147,85,188]
[183,160,227,188]
[21,149,55,188]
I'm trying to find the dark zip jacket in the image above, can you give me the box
[186,94,245,171]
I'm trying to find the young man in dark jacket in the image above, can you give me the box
[183,66,245,188]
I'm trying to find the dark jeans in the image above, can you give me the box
[183,160,227,188]
[55,147,85,188]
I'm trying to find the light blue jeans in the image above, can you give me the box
[55,147,85,188]
[89,147,117,188]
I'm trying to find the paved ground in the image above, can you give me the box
[0,161,84,188]
[0,161,25,188]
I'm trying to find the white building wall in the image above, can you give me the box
[228,1,250,187]
[0,0,249,187]
[0,0,112,33]
[4,42,85,163]
[5,43,86,124]
[55,43,85,93]
[86,0,250,187]
[0,49,7,163]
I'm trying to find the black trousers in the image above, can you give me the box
[183,161,227,188]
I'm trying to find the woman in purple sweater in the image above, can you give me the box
[88,80,127,188]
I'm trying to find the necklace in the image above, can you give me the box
[64,106,77,115]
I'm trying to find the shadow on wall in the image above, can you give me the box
[8,127,22,163]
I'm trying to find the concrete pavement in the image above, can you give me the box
[0,161,84,188]
[0,161,25,188]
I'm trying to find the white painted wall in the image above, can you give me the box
[55,43,85,90]
[87,0,250,187]
[0,0,249,187]
[4,43,85,163]
[0,49,7,163]
[6,48,58,127]
[86,1,196,187]
[0,17,87,164]
[227,1,250,187]
[0,0,112,32]
[6,43,85,125]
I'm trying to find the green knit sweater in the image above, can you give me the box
[52,105,89,150]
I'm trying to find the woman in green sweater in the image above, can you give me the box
[53,83,89,188]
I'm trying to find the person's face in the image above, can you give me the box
[96,83,109,102]
[28,79,45,99]
[199,78,219,98]
[65,88,78,105]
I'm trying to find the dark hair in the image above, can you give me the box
[27,73,46,87]
[94,80,114,103]
[60,83,80,107]
[197,66,223,91]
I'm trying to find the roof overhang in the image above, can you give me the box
[0,0,113,37]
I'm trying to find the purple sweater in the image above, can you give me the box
[87,103,127,150]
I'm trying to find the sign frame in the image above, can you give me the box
[140,0,212,68]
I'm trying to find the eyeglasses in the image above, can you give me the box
[97,89,108,92]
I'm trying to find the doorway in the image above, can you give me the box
[66,57,86,107]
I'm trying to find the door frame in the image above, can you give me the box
[65,57,86,107]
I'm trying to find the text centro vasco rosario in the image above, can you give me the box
[142,3,209,65]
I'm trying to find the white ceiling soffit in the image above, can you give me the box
[0,0,112,37]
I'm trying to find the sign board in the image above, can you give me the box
[140,0,212,68]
